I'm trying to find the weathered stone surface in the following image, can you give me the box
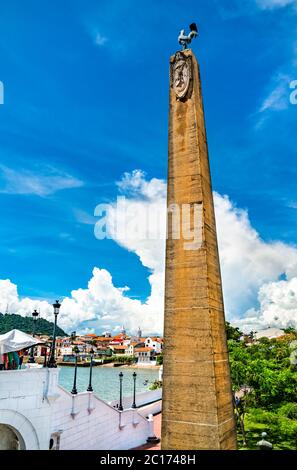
[161,50,237,450]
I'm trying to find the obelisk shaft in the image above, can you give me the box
[161,49,237,450]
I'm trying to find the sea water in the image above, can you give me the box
[58,365,159,402]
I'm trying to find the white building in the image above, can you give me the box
[59,347,73,356]
[126,342,145,356]
[102,331,112,338]
[0,367,155,450]
[145,337,163,354]
[134,347,155,365]
[254,328,285,340]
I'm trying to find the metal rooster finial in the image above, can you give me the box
[178,23,198,50]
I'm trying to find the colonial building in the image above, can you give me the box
[110,345,128,355]
[134,347,155,364]
[127,342,145,356]
[145,337,163,354]
[95,336,113,348]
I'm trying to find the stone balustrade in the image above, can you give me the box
[0,367,151,450]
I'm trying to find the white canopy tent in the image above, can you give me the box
[0,329,44,354]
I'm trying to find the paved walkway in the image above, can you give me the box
[133,413,161,450]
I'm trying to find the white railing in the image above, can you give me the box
[109,388,162,410]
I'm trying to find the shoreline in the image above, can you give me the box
[58,362,161,370]
[101,363,161,370]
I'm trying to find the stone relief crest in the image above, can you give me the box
[170,51,192,100]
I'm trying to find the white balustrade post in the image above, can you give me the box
[146,413,160,444]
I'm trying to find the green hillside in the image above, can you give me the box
[0,312,67,337]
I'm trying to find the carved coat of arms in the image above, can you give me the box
[170,51,192,100]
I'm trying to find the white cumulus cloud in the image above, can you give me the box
[236,278,297,331]
[214,192,297,313]
[1,170,297,334]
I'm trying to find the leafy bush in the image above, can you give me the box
[156,353,163,365]
[113,355,136,364]
[149,380,162,390]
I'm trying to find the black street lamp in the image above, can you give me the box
[28,309,39,364]
[87,348,94,392]
[43,346,48,367]
[132,372,137,408]
[118,372,123,411]
[48,300,61,368]
[71,346,79,395]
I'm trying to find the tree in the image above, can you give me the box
[228,332,297,449]
[284,327,297,335]
[225,322,242,342]
[156,353,163,365]
[0,313,67,336]
[233,390,250,447]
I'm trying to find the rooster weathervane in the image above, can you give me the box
[178,23,198,50]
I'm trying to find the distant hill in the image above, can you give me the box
[0,313,67,337]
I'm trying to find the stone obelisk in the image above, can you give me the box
[161,48,237,450]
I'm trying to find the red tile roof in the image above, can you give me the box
[135,347,153,353]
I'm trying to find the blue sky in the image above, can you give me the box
[0,0,296,334]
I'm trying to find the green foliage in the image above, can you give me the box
[0,312,67,337]
[101,357,115,364]
[156,353,163,365]
[237,408,297,450]
[228,333,297,449]
[229,336,297,407]
[149,380,162,391]
[96,348,112,357]
[225,322,242,342]
[284,327,297,335]
[103,355,136,364]
[72,345,80,354]
[114,355,136,364]
[278,402,297,420]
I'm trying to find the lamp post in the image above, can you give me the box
[43,346,48,367]
[48,300,61,368]
[71,346,79,395]
[257,432,273,450]
[132,372,137,408]
[28,309,39,364]
[87,348,94,392]
[118,372,123,411]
